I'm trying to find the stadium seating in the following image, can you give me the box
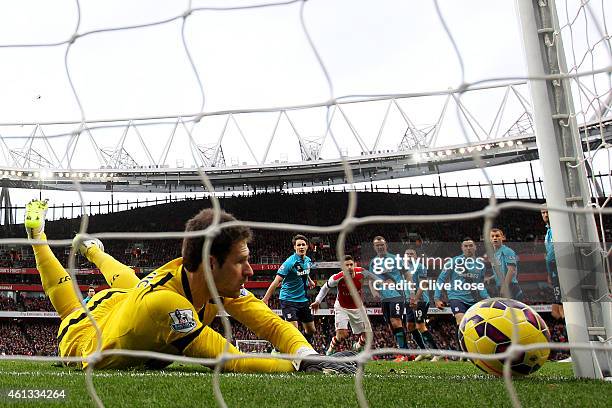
[0,192,580,360]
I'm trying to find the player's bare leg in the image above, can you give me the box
[26,199,81,320]
[551,303,565,320]
[327,328,349,355]
[75,236,140,289]
[454,313,464,325]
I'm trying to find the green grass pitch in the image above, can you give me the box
[0,360,609,407]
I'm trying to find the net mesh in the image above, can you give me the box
[0,1,611,408]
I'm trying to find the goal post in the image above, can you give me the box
[516,0,612,379]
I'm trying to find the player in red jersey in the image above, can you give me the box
[311,255,370,355]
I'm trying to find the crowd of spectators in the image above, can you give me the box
[0,315,569,361]
[0,191,589,363]
[1,191,569,268]
[0,191,580,307]
[0,320,58,356]
[0,294,53,312]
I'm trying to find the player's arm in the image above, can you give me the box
[144,291,296,373]
[484,263,495,284]
[434,264,450,308]
[187,326,296,373]
[402,269,416,306]
[312,271,342,311]
[311,283,329,312]
[224,291,356,374]
[363,263,381,300]
[224,290,313,355]
[414,267,427,303]
[362,268,382,300]
[478,267,491,299]
[307,276,316,290]
[261,274,283,305]
[501,254,518,298]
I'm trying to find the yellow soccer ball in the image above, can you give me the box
[458,298,550,376]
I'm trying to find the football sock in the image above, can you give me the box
[393,327,408,349]
[421,330,438,349]
[304,332,315,347]
[86,246,140,289]
[410,329,426,349]
[454,326,462,350]
[328,335,340,353]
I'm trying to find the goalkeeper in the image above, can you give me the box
[25,199,355,374]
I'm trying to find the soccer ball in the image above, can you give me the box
[458,298,550,376]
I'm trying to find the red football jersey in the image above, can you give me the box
[328,267,363,309]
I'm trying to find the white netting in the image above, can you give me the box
[0,1,611,408]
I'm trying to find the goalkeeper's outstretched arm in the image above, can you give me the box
[224,291,313,356]
[222,291,357,374]
[184,326,296,373]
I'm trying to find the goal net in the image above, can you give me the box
[0,1,610,408]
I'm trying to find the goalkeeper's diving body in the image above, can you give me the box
[25,199,355,374]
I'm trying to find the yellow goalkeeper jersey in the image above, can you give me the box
[57,258,312,372]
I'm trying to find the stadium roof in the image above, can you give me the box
[0,118,609,193]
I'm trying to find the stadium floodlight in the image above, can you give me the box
[484,144,491,150]
[459,147,466,154]
[445,149,452,156]
[40,170,52,179]
[507,140,514,146]
[498,141,506,147]
[33,171,40,178]
[476,145,483,151]
[516,140,523,146]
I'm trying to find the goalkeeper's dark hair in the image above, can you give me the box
[344,255,354,262]
[182,208,252,272]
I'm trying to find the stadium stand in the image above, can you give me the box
[0,316,570,361]
[0,192,579,360]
